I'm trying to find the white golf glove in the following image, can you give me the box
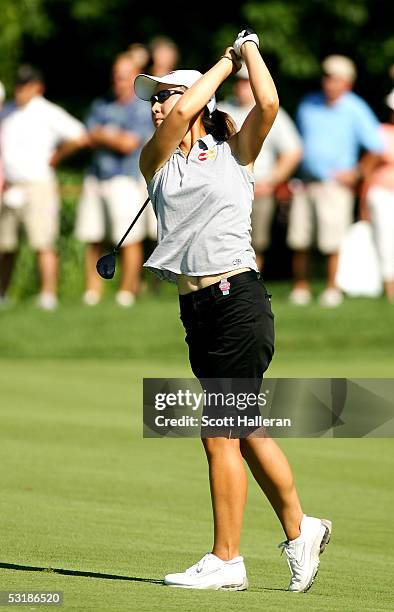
[233,27,260,57]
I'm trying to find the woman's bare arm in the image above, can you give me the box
[229,42,279,169]
[140,51,238,182]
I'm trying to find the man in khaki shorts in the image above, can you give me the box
[288,55,383,307]
[75,53,152,307]
[219,64,302,271]
[0,65,87,309]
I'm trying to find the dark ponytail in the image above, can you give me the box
[202,107,237,141]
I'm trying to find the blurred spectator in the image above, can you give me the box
[75,52,152,307]
[0,65,87,309]
[149,36,179,76]
[127,43,150,71]
[0,81,5,103]
[361,89,394,302]
[219,63,302,271]
[0,80,5,194]
[0,80,5,293]
[288,55,383,307]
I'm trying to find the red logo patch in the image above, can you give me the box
[198,151,208,161]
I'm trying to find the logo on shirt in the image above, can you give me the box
[198,148,216,162]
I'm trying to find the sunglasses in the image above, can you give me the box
[149,89,184,105]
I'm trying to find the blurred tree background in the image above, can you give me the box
[1,0,393,117]
[1,0,393,297]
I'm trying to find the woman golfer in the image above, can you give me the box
[134,28,331,592]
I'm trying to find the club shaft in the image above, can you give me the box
[115,197,151,251]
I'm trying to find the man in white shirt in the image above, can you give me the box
[219,64,302,271]
[0,65,87,309]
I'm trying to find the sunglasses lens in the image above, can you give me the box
[159,91,171,103]
[150,90,184,105]
[150,90,169,105]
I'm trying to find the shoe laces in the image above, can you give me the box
[185,553,211,575]
[278,540,306,583]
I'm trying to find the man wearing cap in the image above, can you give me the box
[288,55,383,307]
[0,65,87,309]
[74,53,152,307]
[219,64,302,271]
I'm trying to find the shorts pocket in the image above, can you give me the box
[250,280,275,320]
[262,291,274,319]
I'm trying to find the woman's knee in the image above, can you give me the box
[201,437,240,458]
[239,431,272,455]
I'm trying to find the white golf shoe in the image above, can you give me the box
[37,292,58,311]
[163,552,248,590]
[318,288,343,308]
[279,515,332,592]
[289,288,312,306]
[115,290,135,307]
[82,290,101,306]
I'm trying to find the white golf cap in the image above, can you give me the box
[385,88,394,111]
[322,55,357,83]
[134,69,217,114]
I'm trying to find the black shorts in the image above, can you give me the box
[179,270,275,437]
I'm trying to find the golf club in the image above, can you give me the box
[96,196,151,279]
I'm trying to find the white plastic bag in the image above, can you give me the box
[336,221,383,297]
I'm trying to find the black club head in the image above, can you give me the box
[96,251,117,279]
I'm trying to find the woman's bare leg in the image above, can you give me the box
[202,437,248,560]
[384,280,394,302]
[85,243,103,294]
[37,249,58,295]
[240,435,303,540]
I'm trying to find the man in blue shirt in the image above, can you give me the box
[75,53,152,307]
[287,55,383,307]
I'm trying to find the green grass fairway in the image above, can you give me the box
[1,286,393,610]
[0,361,393,611]
[0,282,393,374]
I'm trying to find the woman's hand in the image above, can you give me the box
[227,26,278,170]
[233,27,260,57]
[221,47,242,75]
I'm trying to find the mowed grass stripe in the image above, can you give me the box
[0,283,394,360]
[1,361,393,610]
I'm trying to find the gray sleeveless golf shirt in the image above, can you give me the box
[144,133,259,283]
